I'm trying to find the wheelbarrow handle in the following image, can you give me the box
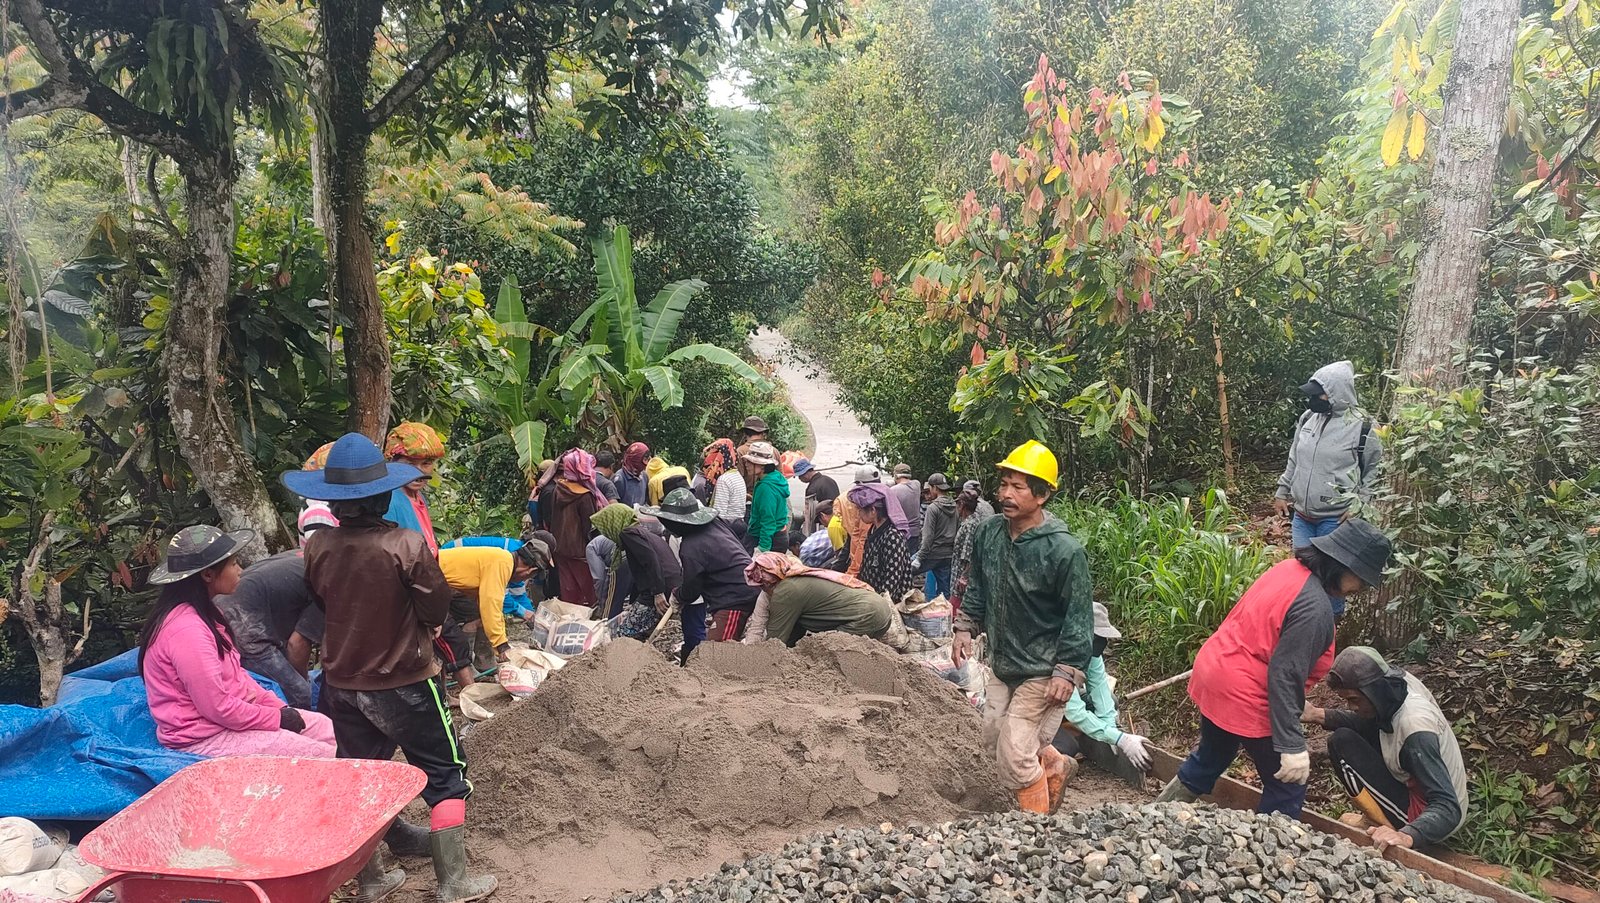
[74,871,272,903]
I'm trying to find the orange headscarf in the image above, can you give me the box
[702,438,736,483]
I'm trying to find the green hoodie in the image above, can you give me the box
[749,469,792,552]
[953,512,1093,682]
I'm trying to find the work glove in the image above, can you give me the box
[278,707,306,734]
[1116,732,1152,771]
[1274,750,1311,785]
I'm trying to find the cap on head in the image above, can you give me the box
[926,473,950,490]
[996,440,1059,489]
[742,415,769,433]
[962,479,982,494]
[1092,602,1121,639]
[892,463,912,477]
[853,464,881,484]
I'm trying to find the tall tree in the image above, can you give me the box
[311,0,843,440]
[2,0,298,554]
[1391,0,1520,392]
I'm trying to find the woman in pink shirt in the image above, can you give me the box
[140,525,335,758]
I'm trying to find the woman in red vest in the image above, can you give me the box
[1156,519,1391,816]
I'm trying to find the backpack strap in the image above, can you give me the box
[1356,419,1372,477]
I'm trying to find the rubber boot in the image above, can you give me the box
[1154,777,1201,804]
[430,826,497,903]
[1038,747,1078,814]
[1015,775,1051,814]
[351,856,405,903]
[385,818,432,858]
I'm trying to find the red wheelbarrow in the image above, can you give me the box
[75,757,426,903]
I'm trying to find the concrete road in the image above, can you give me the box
[748,326,877,476]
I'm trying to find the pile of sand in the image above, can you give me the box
[453,635,1012,902]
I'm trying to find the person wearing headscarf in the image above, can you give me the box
[646,489,756,647]
[383,421,447,552]
[617,442,651,507]
[539,448,602,605]
[838,482,914,601]
[591,503,682,638]
[700,438,746,523]
[648,461,692,506]
[742,552,892,646]
[1302,647,1468,851]
[832,464,881,578]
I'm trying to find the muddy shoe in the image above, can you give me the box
[1038,747,1077,813]
[351,856,404,903]
[384,818,432,858]
[430,826,497,903]
[1154,776,1200,804]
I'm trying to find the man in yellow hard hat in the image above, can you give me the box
[952,439,1095,815]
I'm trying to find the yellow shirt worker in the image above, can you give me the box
[437,544,543,656]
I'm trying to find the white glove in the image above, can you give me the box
[1274,750,1311,785]
[1115,732,1152,771]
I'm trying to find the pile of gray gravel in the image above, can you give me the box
[613,802,1491,903]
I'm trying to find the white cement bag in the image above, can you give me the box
[530,599,610,658]
[495,648,566,698]
[0,870,88,900]
[457,682,510,721]
[48,849,106,901]
[0,820,66,876]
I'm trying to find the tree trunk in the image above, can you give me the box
[119,138,145,220]
[165,160,292,557]
[9,512,83,706]
[318,0,391,440]
[1377,0,1518,651]
[1211,312,1236,494]
[1391,0,1518,392]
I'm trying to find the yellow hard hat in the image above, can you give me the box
[997,440,1059,489]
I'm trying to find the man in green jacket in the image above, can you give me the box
[744,441,791,553]
[953,439,1094,815]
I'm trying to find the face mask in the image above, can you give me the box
[1306,396,1333,414]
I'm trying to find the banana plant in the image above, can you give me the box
[489,276,562,479]
[550,225,769,445]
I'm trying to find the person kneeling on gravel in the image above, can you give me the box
[1060,603,1153,771]
[952,440,1093,815]
[1302,646,1468,852]
[1158,519,1392,819]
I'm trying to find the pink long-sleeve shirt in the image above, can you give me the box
[142,605,284,749]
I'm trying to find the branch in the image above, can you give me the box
[10,0,197,158]
[1490,112,1600,228]
[366,18,484,128]
[0,79,84,120]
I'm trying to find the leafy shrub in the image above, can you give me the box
[1055,488,1272,679]
[1373,357,1600,641]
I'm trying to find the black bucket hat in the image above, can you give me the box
[642,487,717,526]
[148,525,256,585]
[1309,519,1392,588]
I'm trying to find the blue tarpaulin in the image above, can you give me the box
[0,649,284,822]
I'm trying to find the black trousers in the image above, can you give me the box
[1327,726,1411,829]
[320,677,471,807]
[434,618,472,676]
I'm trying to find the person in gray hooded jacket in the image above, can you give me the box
[1302,646,1468,852]
[1274,360,1383,554]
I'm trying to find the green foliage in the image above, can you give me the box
[1372,357,1600,640]
[1055,489,1272,680]
[541,225,771,447]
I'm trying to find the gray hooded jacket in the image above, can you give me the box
[1275,360,1383,521]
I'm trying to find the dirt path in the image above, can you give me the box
[748,326,876,472]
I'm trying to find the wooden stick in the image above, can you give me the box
[1124,668,1193,700]
[646,601,679,643]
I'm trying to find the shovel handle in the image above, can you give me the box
[1124,668,1193,700]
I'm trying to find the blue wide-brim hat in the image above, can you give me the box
[281,432,422,501]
